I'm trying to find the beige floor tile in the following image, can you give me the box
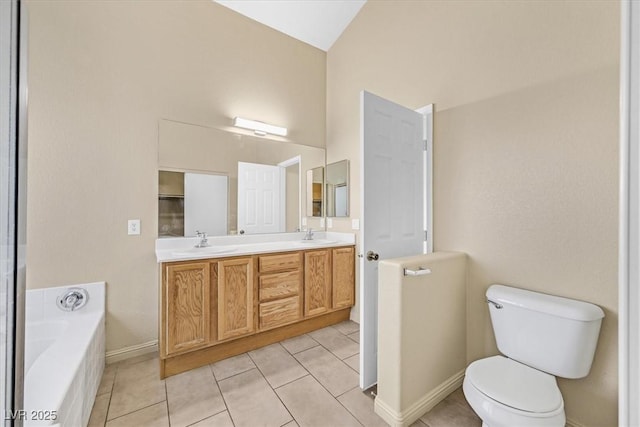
[308,326,359,360]
[113,357,161,385]
[410,419,428,427]
[166,365,226,427]
[188,411,234,427]
[280,334,319,355]
[248,343,308,388]
[88,393,110,427]
[107,358,166,420]
[97,363,118,395]
[281,421,299,427]
[276,375,361,427]
[337,387,387,427]
[218,368,292,427]
[210,353,255,381]
[332,320,359,335]
[347,331,359,343]
[419,396,482,427]
[106,402,169,427]
[343,353,359,373]
[294,346,358,397]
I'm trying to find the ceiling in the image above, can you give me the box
[214,0,367,51]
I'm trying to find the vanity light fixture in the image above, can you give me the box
[233,117,288,137]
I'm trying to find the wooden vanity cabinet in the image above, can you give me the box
[304,249,331,317]
[331,247,355,309]
[163,261,211,355]
[215,257,255,341]
[160,245,355,378]
[257,252,303,330]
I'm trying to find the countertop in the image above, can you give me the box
[155,231,356,263]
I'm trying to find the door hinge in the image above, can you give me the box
[423,139,428,151]
[424,230,428,241]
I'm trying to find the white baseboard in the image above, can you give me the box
[374,369,465,427]
[566,418,585,427]
[106,340,158,365]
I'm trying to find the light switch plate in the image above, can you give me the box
[302,217,308,226]
[128,219,141,235]
[351,219,360,230]
[320,218,325,227]
[327,218,333,228]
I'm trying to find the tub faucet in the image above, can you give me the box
[195,230,209,248]
[303,228,314,240]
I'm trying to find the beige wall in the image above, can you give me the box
[327,1,619,425]
[25,0,326,352]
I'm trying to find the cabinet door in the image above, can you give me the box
[332,247,355,309]
[304,250,331,317]
[165,262,210,355]
[217,257,255,341]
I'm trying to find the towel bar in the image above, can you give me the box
[403,267,432,276]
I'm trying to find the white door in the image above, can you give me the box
[360,91,426,389]
[184,173,228,236]
[237,161,285,235]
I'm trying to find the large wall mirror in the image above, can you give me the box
[158,119,325,237]
[325,160,349,217]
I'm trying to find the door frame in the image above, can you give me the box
[619,1,639,424]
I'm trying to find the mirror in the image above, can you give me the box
[325,160,349,217]
[306,166,324,217]
[158,119,325,237]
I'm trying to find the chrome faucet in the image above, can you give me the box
[303,228,314,241]
[195,230,209,248]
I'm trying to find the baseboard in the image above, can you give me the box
[374,369,466,427]
[566,418,585,427]
[106,340,158,364]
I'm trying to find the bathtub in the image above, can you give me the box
[24,282,105,426]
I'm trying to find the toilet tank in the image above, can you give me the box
[487,284,604,379]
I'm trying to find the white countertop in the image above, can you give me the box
[155,231,356,263]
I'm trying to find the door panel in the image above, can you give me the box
[360,91,425,389]
[304,250,331,317]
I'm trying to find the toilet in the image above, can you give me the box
[463,284,604,427]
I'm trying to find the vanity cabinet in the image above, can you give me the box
[159,245,355,378]
[215,257,255,341]
[332,247,355,309]
[257,253,303,330]
[164,261,210,355]
[304,250,331,317]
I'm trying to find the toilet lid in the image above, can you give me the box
[466,356,563,413]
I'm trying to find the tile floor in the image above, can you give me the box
[89,321,481,427]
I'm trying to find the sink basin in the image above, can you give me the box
[294,239,338,246]
[172,246,237,257]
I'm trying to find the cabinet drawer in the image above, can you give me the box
[259,253,301,273]
[259,270,301,302]
[259,296,300,329]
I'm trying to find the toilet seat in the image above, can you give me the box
[463,356,566,427]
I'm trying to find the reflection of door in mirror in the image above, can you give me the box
[326,160,349,217]
[237,162,285,235]
[306,167,324,217]
[158,171,229,237]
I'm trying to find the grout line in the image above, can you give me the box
[273,373,311,391]
[209,363,236,427]
[105,401,167,423]
[164,381,171,427]
[246,351,297,425]
[184,407,228,427]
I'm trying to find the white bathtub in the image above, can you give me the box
[24,282,105,427]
